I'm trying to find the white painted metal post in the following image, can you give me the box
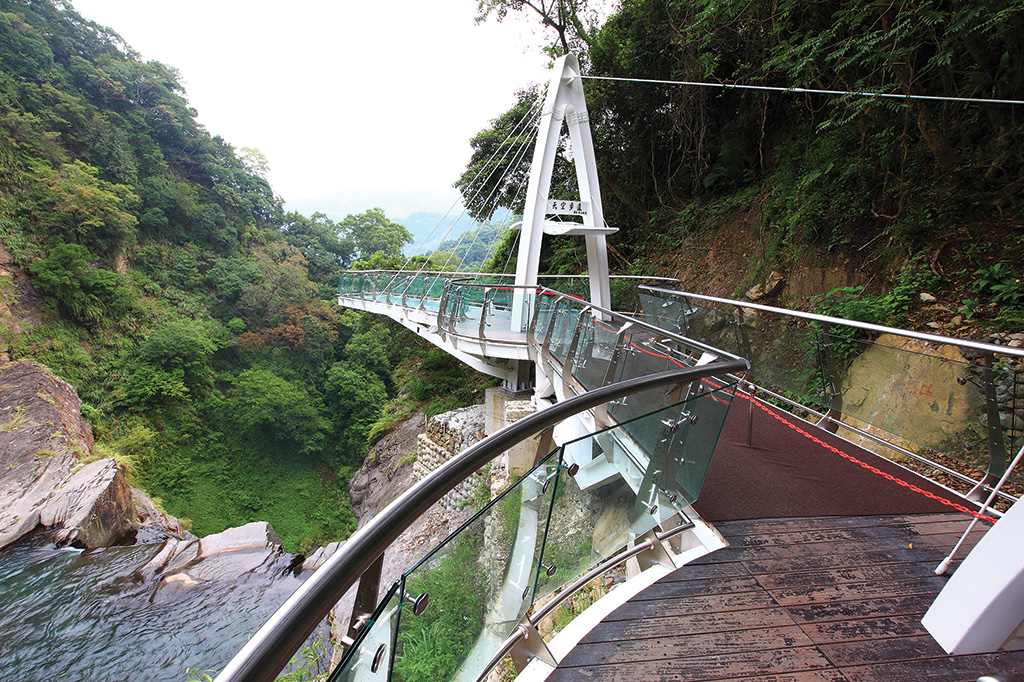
[511,55,614,330]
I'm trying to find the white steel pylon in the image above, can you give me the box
[512,54,615,331]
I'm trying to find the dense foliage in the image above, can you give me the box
[466,0,1024,321]
[0,0,427,552]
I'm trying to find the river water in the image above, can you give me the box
[0,533,312,682]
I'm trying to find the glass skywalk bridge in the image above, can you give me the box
[222,48,1024,682]
[338,268,1023,509]
[212,270,1023,682]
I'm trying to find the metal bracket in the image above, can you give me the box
[510,618,557,672]
[972,352,1008,501]
[816,337,842,434]
[635,529,675,571]
[345,553,384,645]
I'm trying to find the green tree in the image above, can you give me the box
[324,361,387,462]
[28,241,121,322]
[281,211,355,293]
[30,160,139,257]
[475,0,601,58]
[340,208,412,260]
[229,367,330,455]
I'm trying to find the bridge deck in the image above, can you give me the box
[546,513,1024,682]
[543,403,1024,682]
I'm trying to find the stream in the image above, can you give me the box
[0,533,311,682]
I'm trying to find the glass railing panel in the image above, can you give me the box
[609,277,641,312]
[680,303,743,357]
[399,276,427,309]
[638,291,690,337]
[733,312,829,409]
[1010,370,1024,490]
[390,454,558,682]
[533,292,559,344]
[647,381,738,506]
[603,330,704,427]
[328,583,402,682]
[480,285,518,340]
[535,385,737,602]
[620,375,738,469]
[570,316,620,391]
[423,276,447,311]
[546,306,582,365]
[449,286,485,336]
[539,277,589,300]
[383,274,413,305]
[827,333,1015,480]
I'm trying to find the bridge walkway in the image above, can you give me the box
[543,404,1021,682]
[547,513,1021,682]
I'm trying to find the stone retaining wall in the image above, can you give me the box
[414,405,486,511]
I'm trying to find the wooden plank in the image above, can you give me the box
[628,576,764,602]
[798,614,930,645]
[784,593,937,624]
[720,533,966,560]
[754,560,940,590]
[713,513,974,537]
[604,590,779,622]
[560,625,815,667]
[653,560,752,583]
[740,547,944,576]
[545,667,849,682]
[721,521,984,549]
[818,634,949,666]
[840,653,1024,682]
[578,606,799,644]
[550,646,837,682]
[768,576,945,606]
[694,672,850,682]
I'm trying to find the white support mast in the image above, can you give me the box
[511,55,615,331]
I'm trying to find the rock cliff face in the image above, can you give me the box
[0,360,138,550]
[0,359,302,599]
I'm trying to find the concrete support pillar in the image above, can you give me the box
[485,387,544,475]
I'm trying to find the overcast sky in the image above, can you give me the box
[71,0,551,219]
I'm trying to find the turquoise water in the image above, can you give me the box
[0,534,311,681]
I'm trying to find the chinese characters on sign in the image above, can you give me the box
[546,199,589,216]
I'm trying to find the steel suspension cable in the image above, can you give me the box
[433,96,544,275]
[395,95,543,274]
[443,106,543,274]
[578,75,1024,106]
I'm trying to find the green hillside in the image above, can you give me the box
[0,0,471,552]
[467,0,1024,330]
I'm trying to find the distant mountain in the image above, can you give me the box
[399,205,512,256]
[399,212,476,256]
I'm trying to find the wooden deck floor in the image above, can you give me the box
[545,513,1024,682]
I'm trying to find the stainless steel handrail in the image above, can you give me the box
[537,286,743,362]
[214,360,750,682]
[641,284,1022,502]
[641,285,1024,360]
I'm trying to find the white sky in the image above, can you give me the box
[71,0,551,219]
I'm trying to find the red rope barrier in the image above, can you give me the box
[736,391,997,524]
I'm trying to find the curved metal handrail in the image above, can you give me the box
[214,359,750,682]
[641,284,1024,360]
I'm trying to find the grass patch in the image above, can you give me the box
[0,406,30,432]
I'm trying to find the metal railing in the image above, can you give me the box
[338,270,1023,505]
[214,361,748,682]
[639,285,1024,505]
